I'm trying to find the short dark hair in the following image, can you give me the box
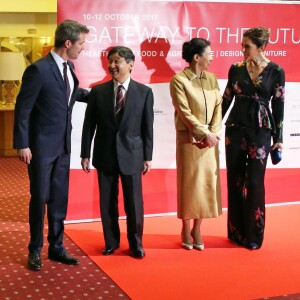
[243,27,270,48]
[108,46,135,63]
[182,38,211,63]
[54,19,89,48]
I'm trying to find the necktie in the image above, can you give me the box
[63,62,71,100]
[115,85,125,121]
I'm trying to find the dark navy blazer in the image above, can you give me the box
[14,53,88,156]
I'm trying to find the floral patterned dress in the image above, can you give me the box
[222,60,285,247]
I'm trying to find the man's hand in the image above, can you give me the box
[18,148,32,165]
[143,161,152,175]
[81,158,90,173]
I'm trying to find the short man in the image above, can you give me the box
[81,46,154,259]
[14,19,89,270]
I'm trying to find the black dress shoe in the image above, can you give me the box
[28,251,42,271]
[131,248,145,259]
[246,242,261,250]
[102,245,120,255]
[48,249,80,265]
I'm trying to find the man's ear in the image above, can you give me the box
[65,40,72,48]
[129,60,135,70]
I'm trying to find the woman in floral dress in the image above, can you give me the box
[222,27,285,250]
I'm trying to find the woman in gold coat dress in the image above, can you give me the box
[170,38,222,250]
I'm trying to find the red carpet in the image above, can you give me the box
[65,204,300,300]
[0,157,130,300]
[2,156,299,299]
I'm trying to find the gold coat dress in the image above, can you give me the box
[170,68,222,219]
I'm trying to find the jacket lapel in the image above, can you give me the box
[68,61,79,108]
[105,81,118,125]
[47,54,78,108]
[47,53,66,95]
[120,80,137,124]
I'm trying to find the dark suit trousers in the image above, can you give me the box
[27,153,70,253]
[97,170,144,250]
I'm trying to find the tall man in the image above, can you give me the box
[81,46,154,259]
[14,20,89,271]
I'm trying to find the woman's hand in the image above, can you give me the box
[193,140,208,149]
[205,132,221,148]
[271,143,283,152]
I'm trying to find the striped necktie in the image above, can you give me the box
[115,85,125,120]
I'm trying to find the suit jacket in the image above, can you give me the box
[81,79,154,175]
[170,68,222,142]
[14,53,88,156]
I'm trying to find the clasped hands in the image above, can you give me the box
[193,132,221,149]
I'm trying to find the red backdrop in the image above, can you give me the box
[57,0,300,222]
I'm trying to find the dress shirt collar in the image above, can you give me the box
[50,49,68,67]
[114,77,130,92]
[183,67,207,81]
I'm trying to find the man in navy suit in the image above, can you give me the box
[14,20,89,271]
[81,46,154,259]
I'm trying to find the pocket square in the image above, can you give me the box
[270,148,282,165]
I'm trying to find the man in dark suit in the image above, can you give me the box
[14,20,89,271]
[81,46,154,259]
